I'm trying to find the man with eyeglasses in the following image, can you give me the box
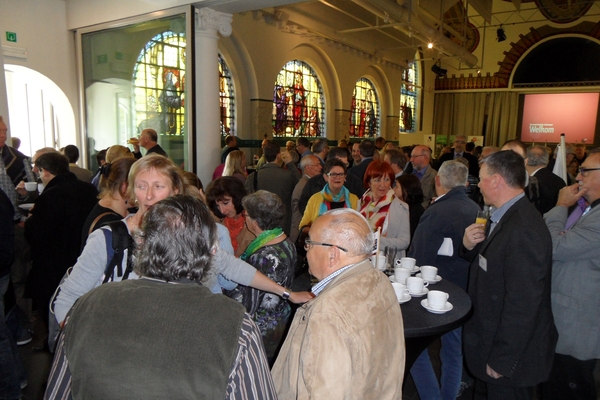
[541,149,600,400]
[272,208,405,398]
[438,135,479,176]
[410,145,437,208]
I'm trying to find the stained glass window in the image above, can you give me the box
[133,31,186,137]
[272,60,325,137]
[349,78,380,138]
[219,54,235,136]
[400,60,418,133]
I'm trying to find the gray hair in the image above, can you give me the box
[438,160,468,189]
[527,145,549,167]
[242,190,284,231]
[299,155,319,171]
[312,138,328,154]
[319,208,373,257]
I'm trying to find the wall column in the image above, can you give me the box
[194,7,232,185]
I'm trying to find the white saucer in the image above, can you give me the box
[416,273,442,284]
[410,266,420,274]
[421,299,453,314]
[388,275,406,284]
[18,203,34,211]
[397,294,411,304]
[409,287,429,297]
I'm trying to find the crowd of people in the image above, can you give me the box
[1,122,599,400]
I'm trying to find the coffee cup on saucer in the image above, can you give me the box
[407,276,429,295]
[420,265,438,281]
[391,282,410,301]
[394,267,411,284]
[370,254,387,270]
[399,257,416,270]
[427,290,449,310]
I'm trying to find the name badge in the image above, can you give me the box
[479,254,487,272]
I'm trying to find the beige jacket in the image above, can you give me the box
[272,260,405,399]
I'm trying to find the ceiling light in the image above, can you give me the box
[497,26,506,42]
[427,42,433,49]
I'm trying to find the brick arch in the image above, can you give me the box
[434,20,600,91]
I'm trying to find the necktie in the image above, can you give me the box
[564,197,588,230]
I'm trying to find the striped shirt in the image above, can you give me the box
[311,263,358,296]
[44,313,277,400]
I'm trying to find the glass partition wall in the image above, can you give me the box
[77,8,193,170]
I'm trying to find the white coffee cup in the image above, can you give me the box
[427,290,449,310]
[420,265,438,281]
[407,276,429,294]
[24,182,37,192]
[394,267,411,284]
[391,282,410,300]
[400,257,416,270]
[370,255,387,270]
[38,183,45,193]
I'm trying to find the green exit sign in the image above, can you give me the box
[6,32,17,42]
[97,54,108,64]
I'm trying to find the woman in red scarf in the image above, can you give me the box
[358,161,410,257]
[206,177,254,257]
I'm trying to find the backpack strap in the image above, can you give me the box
[88,211,119,235]
[101,221,134,284]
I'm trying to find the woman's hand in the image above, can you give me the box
[289,291,314,304]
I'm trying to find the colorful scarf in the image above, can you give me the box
[241,227,283,261]
[359,188,395,232]
[319,184,352,216]
[223,215,245,254]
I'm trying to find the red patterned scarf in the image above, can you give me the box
[359,189,394,232]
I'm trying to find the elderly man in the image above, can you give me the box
[461,150,557,400]
[437,135,479,176]
[541,150,600,400]
[45,195,277,399]
[411,145,437,208]
[348,139,376,182]
[24,152,97,327]
[351,142,361,167]
[131,128,168,158]
[409,160,480,400]
[526,145,566,214]
[290,155,322,242]
[272,209,405,398]
[245,140,300,236]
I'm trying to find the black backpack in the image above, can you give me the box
[100,220,135,283]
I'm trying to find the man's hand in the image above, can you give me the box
[556,183,586,208]
[486,364,503,379]
[462,223,486,251]
[16,181,27,196]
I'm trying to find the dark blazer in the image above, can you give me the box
[438,150,479,177]
[0,188,14,277]
[347,157,373,183]
[461,196,557,386]
[25,173,98,306]
[298,172,365,214]
[533,168,566,214]
[408,186,479,290]
[133,144,168,159]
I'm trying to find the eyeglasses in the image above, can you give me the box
[326,172,346,178]
[411,154,426,159]
[454,140,466,144]
[304,239,348,252]
[578,167,600,177]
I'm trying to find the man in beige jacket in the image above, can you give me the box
[272,208,405,399]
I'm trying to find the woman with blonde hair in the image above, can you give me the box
[222,150,247,183]
[91,145,134,189]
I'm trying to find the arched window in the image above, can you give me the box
[400,60,418,133]
[272,60,325,137]
[349,78,380,138]
[219,54,235,136]
[133,31,186,137]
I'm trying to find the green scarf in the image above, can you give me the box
[240,228,283,261]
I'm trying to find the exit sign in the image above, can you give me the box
[6,32,17,42]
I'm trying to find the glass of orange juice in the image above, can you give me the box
[476,210,488,229]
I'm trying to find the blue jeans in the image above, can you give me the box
[410,327,463,400]
[0,275,24,400]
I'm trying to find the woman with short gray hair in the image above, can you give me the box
[227,190,296,364]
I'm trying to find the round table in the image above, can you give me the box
[398,278,472,377]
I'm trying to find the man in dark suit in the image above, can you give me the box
[347,139,375,183]
[408,160,480,400]
[461,150,557,399]
[437,135,479,176]
[132,128,168,159]
[24,152,98,327]
[526,145,566,214]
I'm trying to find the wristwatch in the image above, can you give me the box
[281,288,292,300]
